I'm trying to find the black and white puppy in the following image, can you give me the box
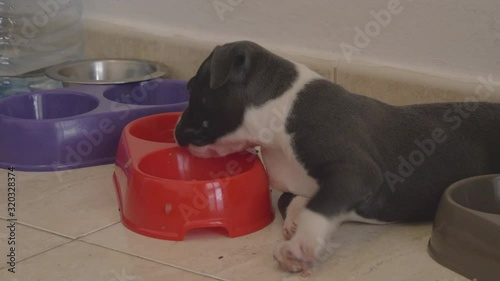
[175,41,500,272]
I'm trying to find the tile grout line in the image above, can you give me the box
[3,240,74,268]
[9,221,75,240]
[0,217,74,270]
[2,236,230,281]
[80,240,230,281]
[0,218,74,240]
[75,221,121,240]
[0,218,126,270]
[0,218,122,241]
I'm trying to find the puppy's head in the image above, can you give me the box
[175,41,296,157]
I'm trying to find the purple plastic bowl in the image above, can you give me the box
[0,79,188,171]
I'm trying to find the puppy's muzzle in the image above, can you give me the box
[175,126,211,147]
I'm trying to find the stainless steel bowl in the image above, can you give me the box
[45,59,169,87]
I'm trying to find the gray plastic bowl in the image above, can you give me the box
[45,59,169,87]
[428,174,500,281]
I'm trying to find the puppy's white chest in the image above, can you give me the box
[262,147,318,198]
[235,62,322,198]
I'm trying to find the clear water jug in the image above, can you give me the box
[0,0,83,95]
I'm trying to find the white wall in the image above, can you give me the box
[82,0,500,82]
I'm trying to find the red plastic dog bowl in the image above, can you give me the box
[113,112,274,240]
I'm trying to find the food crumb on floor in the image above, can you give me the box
[218,256,223,259]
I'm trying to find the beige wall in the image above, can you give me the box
[82,0,500,83]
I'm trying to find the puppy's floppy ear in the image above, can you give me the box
[209,42,252,89]
[187,77,194,91]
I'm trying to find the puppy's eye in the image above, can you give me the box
[202,120,209,128]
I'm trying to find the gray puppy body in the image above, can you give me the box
[175,41,500,272]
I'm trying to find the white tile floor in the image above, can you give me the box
[0,165,468,281]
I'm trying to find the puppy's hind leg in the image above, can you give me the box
[279,193,309,240]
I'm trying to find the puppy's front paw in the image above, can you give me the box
[275,209,341,273]
[273,240,314,273]
[281,196,309,240]
[282,219,297,240]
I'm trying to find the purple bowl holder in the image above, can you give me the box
[0,79,188,172]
